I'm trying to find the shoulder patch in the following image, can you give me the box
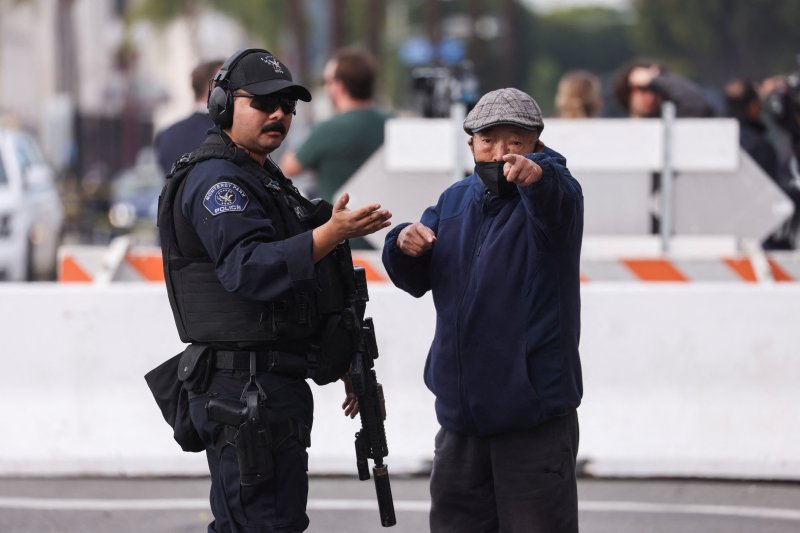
[203,181,250,215]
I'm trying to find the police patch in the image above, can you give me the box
[203,182,249,215]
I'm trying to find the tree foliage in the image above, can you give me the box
[127,0,288,52]
[631,0,800,83]
[525,7,635,114]
[125,0,800,115]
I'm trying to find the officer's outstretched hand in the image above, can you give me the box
[397,222,436,257]
[312,192,392,262]
[503,153,543,187]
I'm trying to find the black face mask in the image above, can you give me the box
[475,161,516,197]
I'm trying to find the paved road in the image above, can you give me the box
[1,476,799,532]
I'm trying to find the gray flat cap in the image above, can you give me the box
[463,88,544,134]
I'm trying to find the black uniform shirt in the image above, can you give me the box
[179,156,316,302]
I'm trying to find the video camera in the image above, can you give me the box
[764,55,800,141]
[411,61,479,118]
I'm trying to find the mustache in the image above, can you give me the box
[261,122,287,135]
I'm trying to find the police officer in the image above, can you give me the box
[157,48,391,532]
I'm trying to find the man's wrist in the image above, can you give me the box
[312,224,340,261]
[313,223,336,248]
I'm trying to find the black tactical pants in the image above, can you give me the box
[189,369,313,533]
[430,410,579,533]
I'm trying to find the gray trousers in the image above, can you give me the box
[430,410,579,533]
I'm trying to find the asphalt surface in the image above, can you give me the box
[1,476,799,532]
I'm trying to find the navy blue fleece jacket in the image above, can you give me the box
[382,146,583,436]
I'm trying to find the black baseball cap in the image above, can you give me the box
[228,51,312,102]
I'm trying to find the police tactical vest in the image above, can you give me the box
[158,134,353,384]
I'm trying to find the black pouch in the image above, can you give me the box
[144,352,205,452]
[312,310,358,386]
[177,344,213,393]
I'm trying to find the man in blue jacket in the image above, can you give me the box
[382,88,583,532]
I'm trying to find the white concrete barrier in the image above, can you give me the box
[0,283,799,480]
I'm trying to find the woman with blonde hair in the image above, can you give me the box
[555,69,602,118]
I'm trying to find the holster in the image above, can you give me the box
[233,403,275,486]
[208,396,312,487]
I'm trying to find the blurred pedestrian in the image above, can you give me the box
[613,58,715,233]
[154,59,223,175]
[725,78,779,178]
[758,74,800,249]
[555,69,602,118]
[280,48,392,203]
[760,74,800,177]
[612,58,714,118]
[383,88,583,533]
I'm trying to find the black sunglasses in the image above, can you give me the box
[232,93,297,115]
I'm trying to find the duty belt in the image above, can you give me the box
[214,350,308,378]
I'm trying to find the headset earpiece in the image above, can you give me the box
[207,47,269,129]
[206,72,227,129]
[207,85,233,129]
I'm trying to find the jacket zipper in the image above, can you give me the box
[454,190,493,432]
[475,193,495,257]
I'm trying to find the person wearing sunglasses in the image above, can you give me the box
[153,48,391,533]
[610,58,715,234]
[612,58,714,118]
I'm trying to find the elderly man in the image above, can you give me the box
[382,88,584,532]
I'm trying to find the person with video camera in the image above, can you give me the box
[153,47,391,532]
[612,58,714,119]
[760,70,800,249]
[382,88,584,532]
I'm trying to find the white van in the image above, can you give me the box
[0,128,64,280]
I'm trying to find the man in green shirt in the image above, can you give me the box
[281,48,392,203]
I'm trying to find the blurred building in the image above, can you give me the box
[0,0,246,179]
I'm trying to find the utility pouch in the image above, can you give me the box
[144,352,205,452]
[312,309,359,386]
[177,344,213,393]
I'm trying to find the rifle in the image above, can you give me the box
[336,245,396,527]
